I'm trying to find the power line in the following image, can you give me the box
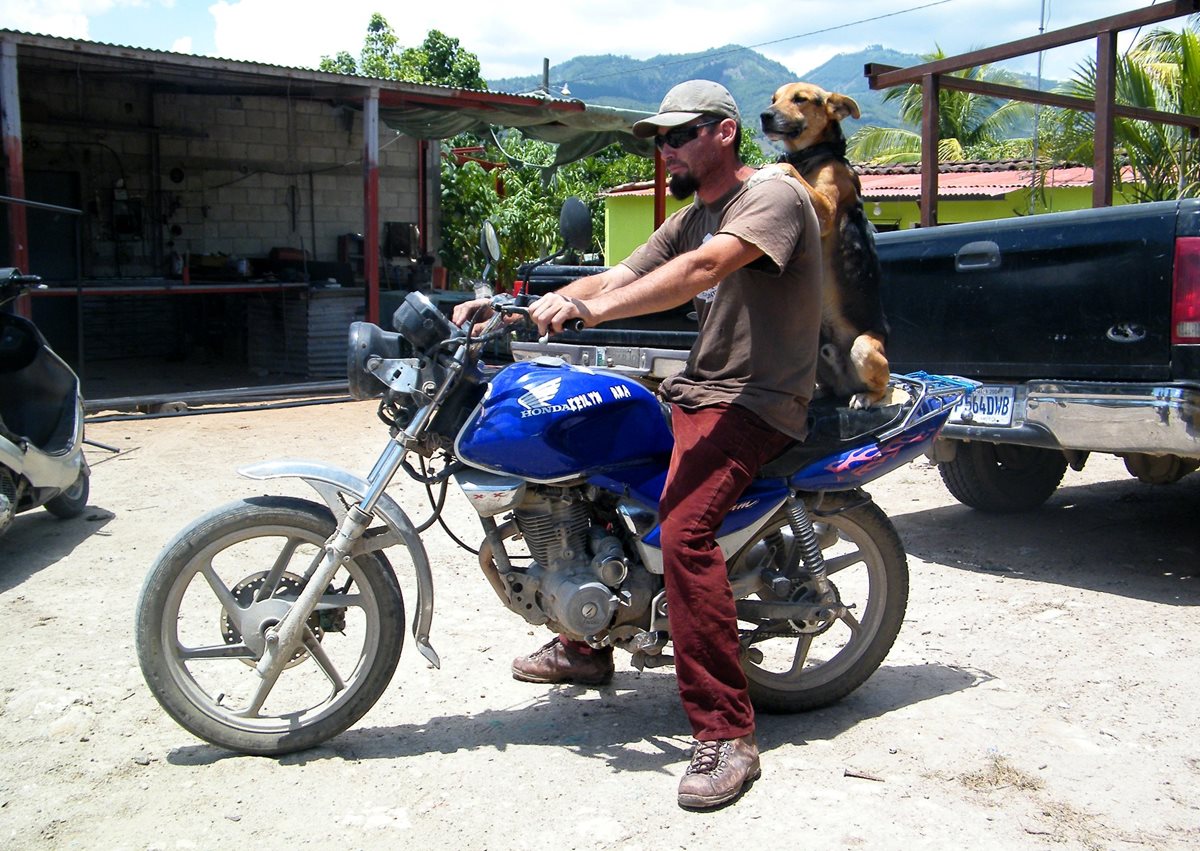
[567,0,962,85]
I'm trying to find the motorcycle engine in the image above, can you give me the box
[504,491,622,638]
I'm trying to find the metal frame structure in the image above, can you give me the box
[0,31,596,322]
[864,0,1200,227]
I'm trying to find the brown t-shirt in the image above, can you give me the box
[621,174,822,440]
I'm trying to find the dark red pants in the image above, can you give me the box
[562,403,792,739]
[658,403,793,740]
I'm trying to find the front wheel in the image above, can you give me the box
[734,493,908,713]
[44,468,89,518]
[135,496,405,755]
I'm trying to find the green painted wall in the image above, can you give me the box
[603,193,689,264]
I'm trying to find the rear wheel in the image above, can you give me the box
[734,494,908,713]
[938,441,1067,513]
[135,496,404,755]
[1122,453,1200,485]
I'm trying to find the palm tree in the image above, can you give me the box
[847,48,1035,164]
[1044,19,1200,201]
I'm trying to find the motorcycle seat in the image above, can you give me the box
[756,398,904,479]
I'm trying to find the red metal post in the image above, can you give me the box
[1093,30,1117,207]
[363,87,380,324]
[1,40,30,317]
[920,73,940,228]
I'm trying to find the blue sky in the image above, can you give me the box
[0,0,1188,85]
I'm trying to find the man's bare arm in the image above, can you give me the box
[451,264,638,326]
[531,234,765,333]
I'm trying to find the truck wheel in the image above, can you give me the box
[1122,453,1200,485]
[938,441,1067,513]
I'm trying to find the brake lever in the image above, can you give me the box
[537,319,585,345]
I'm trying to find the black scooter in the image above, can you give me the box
[0,269,89,538]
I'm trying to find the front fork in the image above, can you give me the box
[252,442,406,692]
[254,338,469,690]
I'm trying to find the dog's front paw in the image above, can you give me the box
[847,392,873,410]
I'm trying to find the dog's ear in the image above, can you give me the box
[826,93,861,122]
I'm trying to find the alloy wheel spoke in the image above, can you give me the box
[237,659,285,717]
[839,608,863,637]
[823,549,865,576]
[314,594,363,611]
[303,627,346,692]
[254,536,305,602]
[790,633,814,674]
[200,560,246,632]
[178,642,256,661]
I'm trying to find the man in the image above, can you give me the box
[457,80,822,809]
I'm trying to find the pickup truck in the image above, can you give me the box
[878,198,1200,512]
[513,198,1200,512]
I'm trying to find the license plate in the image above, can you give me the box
[949,386,1015,426]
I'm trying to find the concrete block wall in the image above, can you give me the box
[21,70,422,279]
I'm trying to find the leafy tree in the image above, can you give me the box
[1043,19,1200,201]
[320,17,485,90]
[323,16,774,286]
[846,47,1034,164]
[398,30,486,90]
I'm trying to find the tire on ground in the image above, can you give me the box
[938,441,1067,513]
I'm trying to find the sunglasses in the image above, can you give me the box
[654,118,722,150]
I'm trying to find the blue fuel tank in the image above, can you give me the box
[455,359,674,483]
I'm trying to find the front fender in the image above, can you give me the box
[238,459,440,669]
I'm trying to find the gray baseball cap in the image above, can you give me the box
[632,80,741,138]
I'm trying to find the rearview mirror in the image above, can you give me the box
[480,221,501,264]
[559,197,592,252]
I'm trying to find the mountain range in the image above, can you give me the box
[489,45,1058,135]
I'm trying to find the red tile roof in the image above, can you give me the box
[604,160,1127,200]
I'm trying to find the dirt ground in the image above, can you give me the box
[1,399,1197,850]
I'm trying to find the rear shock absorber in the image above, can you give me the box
[786,492,831,595]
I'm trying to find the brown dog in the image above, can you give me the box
[758,82,890,409]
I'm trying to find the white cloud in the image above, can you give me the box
[170,34,191,53]
[7,0,1183,88]
[0,1,95,37]
[209,0,383,67]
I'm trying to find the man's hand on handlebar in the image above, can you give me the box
[450,297,495,335]
[528,292,593,337]
[451,293,590,340]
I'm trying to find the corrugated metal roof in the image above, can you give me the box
[0,28,572,108]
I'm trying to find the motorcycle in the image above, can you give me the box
[0,269,90,538]
[135,202,972,755]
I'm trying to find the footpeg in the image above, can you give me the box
[630,630,670,672]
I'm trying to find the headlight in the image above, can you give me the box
[346,321,404,400]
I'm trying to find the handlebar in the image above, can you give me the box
[0,268,43,286]
[466,295,585,345]
[0,269,45,307]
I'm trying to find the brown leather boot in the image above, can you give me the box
[511,637,614,686]
[677,734,761,809]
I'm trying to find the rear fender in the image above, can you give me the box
[238,460,440,669]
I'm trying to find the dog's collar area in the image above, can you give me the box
[781,141,848,169]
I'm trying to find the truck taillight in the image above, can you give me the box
[1174,237,1200,344]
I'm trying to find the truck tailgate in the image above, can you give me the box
[877,202,1178,381]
